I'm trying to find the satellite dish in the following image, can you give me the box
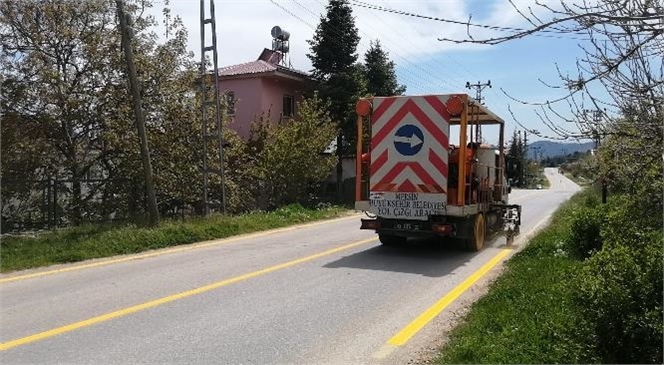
[270,25,290,41]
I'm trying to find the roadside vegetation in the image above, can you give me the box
[1,0,404,234]
[527,167,550,189]
[560,152,597,186]
[437,186,662,364]
[0,204,349,273]
[505,131,549,189]
[436,0,662,362]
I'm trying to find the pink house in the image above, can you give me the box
[217,49,311,139]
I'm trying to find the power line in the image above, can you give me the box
[349,0,594,41]
[296,0,457,93]
[349,0,469,89]
[294,0,442,93]
[272,0,430,94]
[374,0,482,83]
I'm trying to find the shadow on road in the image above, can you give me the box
[324,237,478,277]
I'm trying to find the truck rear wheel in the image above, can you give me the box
[465,214,485,252]
[378,234,406,246]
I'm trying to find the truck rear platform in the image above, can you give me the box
[354,94,521,250]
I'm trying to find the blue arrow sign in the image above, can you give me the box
[394,124,424,156]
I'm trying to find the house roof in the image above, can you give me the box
[217,60,278,77]
[217,51,311,80]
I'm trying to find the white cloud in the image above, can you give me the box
[146,0,565,97]
[148,0,556,67]
[143,0,593,141]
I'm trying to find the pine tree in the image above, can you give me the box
[307,0,359,80]
[506,130,524,186]
[307,0,366,199]
[364,40,406,96]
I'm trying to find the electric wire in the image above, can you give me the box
[273,0,431,94]
[300,0,457,93]
[301,0,451,93]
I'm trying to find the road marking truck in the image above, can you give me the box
[354,94,521,250]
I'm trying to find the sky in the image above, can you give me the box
[146,0,599,145]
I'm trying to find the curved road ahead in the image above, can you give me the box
[0,168,579,364]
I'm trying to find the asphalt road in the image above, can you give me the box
[0,168,579,364]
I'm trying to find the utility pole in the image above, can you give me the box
[584,109,607,203]
[523,129,528,187]
[199,0,226,216]
[116,0,159,226]
[465,80,492,105]
[466,80,491,142]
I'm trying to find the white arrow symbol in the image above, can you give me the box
[394,134,423,148]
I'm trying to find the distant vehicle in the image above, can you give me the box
[354,93,522,249]
[536,184,543,190]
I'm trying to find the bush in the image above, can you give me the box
[572,193,663,364]
[601,195,661,249]
[226,95,338,213]
[256,94,338,208]
[567,204,605,259]
[575,239,663,364]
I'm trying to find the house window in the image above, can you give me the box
[283,95,295,117]
[225,92,236,116]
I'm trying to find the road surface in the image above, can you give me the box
[0,168,579,364]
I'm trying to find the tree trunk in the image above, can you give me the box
[70,166,82,224]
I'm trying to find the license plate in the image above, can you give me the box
[395,223,419,230]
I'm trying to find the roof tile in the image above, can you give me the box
[217,60,277,76]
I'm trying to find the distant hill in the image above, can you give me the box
[528,140,594,159]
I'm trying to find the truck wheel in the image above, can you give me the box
[378,234,406,246]
[466,214,485,252]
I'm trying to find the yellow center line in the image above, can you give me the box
[387,248,511,346]
[0,237,376,351]
[0,214,361,284]
[380,212,555,352]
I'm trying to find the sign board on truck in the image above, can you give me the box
[369,95,451,221]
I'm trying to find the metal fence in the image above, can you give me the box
[1,178,144,233]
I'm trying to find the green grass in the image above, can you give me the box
[436,189,600,364]
[0,204,350,273]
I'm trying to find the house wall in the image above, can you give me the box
[218,75,307,139]
[217,77,263,139]
[260,77,306,123]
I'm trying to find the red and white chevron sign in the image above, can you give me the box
[369,95,451,220]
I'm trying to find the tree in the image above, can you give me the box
[505,130,528,187]
[307,0,360,80]
[257,94,338,208]
[437,0,662,143]
[1,0,204,225]
[1,0,126,224]
[363,40,406,96]
[437,1,663,361]
[307,0,366,199]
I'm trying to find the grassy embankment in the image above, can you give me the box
[560,169,592,186]
[436,185,663,364]
[436,189,592,364]
[0,204,349,273]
